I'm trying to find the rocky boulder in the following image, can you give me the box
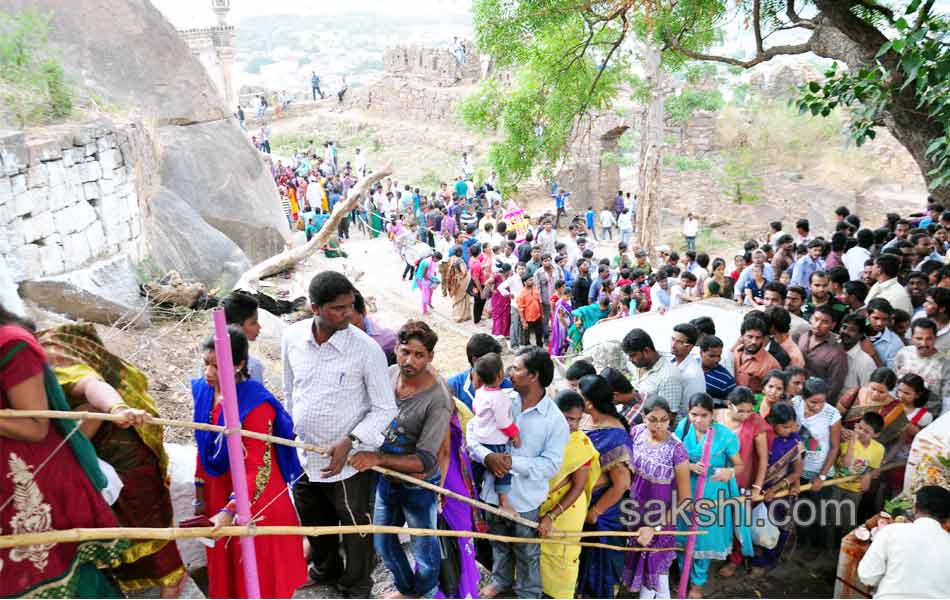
[0,0,225,125]
[18,255,150,328]
[158,120,289,263]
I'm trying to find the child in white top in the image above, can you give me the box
[471,352,521,515]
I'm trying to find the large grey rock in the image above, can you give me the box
[18,255,150,328]
[158,120,290,263]
[0,0,226,125]
[145,188,251,290]
[0,256,26,316]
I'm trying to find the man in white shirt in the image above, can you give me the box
[844,229,875,280]
[617,208,633,245]
[536,219,558,257]
[353,147,366,177]
[682,212,700,252]
[865,254,914,316]
[599,207,616,240]
[283,271,397,596]
[840,313,877,390]
[670,323,707,403]
[858,485,950,599]
[670,271,700,307]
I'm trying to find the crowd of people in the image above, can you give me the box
[3,133,950,599]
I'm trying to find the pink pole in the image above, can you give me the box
[677,423,715,599]
[212,308,261,598]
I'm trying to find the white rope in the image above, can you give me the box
[0,416,84,513]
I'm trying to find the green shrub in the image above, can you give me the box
[0,10,73,125]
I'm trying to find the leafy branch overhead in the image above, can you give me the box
[462,0,949,201]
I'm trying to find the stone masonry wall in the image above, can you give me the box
[0,120,145,283]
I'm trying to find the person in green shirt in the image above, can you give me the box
[454,177,468,200]
[568,294,611,351]
[305,217,319,242]
[801,270,849,331]
[612,242,634,270]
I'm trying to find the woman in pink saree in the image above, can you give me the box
[414,252,443,314]
[490,263,512,337]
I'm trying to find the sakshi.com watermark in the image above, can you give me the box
[619,490,860,529]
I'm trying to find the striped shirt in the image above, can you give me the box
[281,320,397,483]
[704,363,737,402]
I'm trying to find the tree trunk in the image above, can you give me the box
[635,44,667,254]
[234,164,393,291]
[810,2,948,201]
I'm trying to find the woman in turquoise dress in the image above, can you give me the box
[576,374,634,599]
[674,393,752,598]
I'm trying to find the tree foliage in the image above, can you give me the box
[464,0,949,200]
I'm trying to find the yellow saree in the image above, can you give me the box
[540,430,600,598]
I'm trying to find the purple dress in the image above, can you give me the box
[435,412,481,599]
[548,298,572,357]
[623,423,689,593]
[490,273,511,337]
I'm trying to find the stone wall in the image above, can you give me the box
[0,121,145,283]
[383,41,482,86]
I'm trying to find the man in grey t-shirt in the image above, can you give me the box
[351,320,452,598]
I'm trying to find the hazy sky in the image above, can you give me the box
[152,0,473,28]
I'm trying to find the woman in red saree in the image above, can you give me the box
[0,307,127,597]
[192,326,307,598]
[715,386,770,577]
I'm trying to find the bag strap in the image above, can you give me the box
[0,341,27,370]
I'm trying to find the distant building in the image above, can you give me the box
[178,0,236,108]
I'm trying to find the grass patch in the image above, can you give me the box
[663,154,713,171]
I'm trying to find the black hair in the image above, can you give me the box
[803,377,828,399]
[690,316,716,337]
[897,373,928,408]
[309,270,356,306]
[856,228,875,248]
[930,286,950,314]
[600,367,634,394]
[859,411,884,433]
[764,369,787,390]
[222,291,259,326]
[0,303,35,332]
[474,352,504,385]
[672,323,699,346]
[828,267,850,286]
[763,280,787,300]
[687,392,715,412]
[765,306,792,334]
[515,346,555,387]
[397,320,439,352]
[844,280,869,303]
[466,333,503,366]
[867,297,895,316]
[767,402,797,427]
[621,328,656,353]
[578,374,630,431]
[565,359,597,382]
[869,367,897,389]
[700,334,724,352]
[642,394,674,420]
[841,312,868,335]
[796,218,810,232]
[727,386,756,407]
[740,316,769,337]
[911,316,938,335]
[916,485,950,521]
[787,285,806,299]
[876,253,900,277]
[811,304,836,320]
[556,389,586,413]
[203,326,250,379]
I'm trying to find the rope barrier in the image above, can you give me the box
[0,409,704,535]
[0,525,684,554]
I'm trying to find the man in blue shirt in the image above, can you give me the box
[447,334,512,409]
[467,347,568,599]
[734,249,775,300]
[866,298,905,368]
[699,335,736,406]
[790,239,826,292]
[553,189,570,229]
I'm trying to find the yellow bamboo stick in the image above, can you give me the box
[0,409,708,537]
[748,462,905,503]
[0,525,685,553]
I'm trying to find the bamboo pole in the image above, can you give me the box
[748,462,905,503]
[0,408,708,537]
[0,525,686,554]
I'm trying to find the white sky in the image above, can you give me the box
[151,0,473,28]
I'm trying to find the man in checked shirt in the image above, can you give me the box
[282,271,397,597]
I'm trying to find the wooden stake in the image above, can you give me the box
[0,525,685,554]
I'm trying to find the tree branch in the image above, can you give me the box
[786,0,818,29]
[753,0,764,54]
[913,0,936,31]
[667,37,814,68]
[850,0,896,24]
